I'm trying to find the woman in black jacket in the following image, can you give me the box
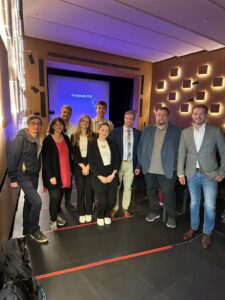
[42,117,73,230]
[88,122,120,226]
[71,115,94,224]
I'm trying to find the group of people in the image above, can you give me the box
[8,102,225,249]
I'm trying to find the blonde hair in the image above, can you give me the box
[71,115,92,146]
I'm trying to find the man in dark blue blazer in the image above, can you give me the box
[109,111,141,217]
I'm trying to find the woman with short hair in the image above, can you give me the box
[88,123,120,226]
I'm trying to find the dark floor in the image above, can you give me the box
[29,232,225,300]
[19,183,225,300]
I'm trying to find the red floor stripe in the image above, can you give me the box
[35,245,172,280]
[46,215,134,233]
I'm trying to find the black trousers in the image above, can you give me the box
[95,179,118,219]
[48,189,63,222]
[74,167,94,215]
[61,178,72,207]
[144,172,177,218]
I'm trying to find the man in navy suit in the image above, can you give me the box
[109,111,141,217]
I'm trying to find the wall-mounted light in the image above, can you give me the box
[198,65,208,75]
[156,80,165,90]
[183,79,191,88]
[170,67,179,78]
[23,50,35,64]
[196,91,205,100]
[213,77,223,87]
[30,86,39,94]
[168,92,176,101]
[28,52,35,64]
[210,103,220,113]
[180,103,190,113]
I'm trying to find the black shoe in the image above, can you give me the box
[30,230,48,244]
[145,212,160,222]
[166,217,176,228]
[22,230,29,236]
[65,203,76,211]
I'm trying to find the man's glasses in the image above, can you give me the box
[29,122,42,126]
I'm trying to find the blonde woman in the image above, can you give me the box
[71,115,94,223]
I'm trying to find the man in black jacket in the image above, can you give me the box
[7,115,48,244]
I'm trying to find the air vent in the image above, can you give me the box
[47,52,140,72]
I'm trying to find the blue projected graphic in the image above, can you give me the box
[48,75,110,125]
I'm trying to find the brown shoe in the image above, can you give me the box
[123,209,131,217]
[111,209,117,218]
[183,228,198,241]
[202,234,211,249]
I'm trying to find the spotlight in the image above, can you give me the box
[27,52,35,64]
[49,110,55,115]
[30,86,39,94]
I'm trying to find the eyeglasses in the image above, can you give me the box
[29,122,42,126]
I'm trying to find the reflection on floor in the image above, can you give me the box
[13,179,225,300]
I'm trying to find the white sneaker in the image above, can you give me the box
[97,218,104,226]
[85,214,92,223]
[57,216,66,226]
[49,221,58,230]
[79,215,86,224]
[104,217,111,225]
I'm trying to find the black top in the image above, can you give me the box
[71,135,95,168]
[42,134,73,190]
[88,138,120,177]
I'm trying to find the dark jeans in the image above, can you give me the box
[48,189,63,222]
[95,180,118,219]
[74,168,93,215]
[17,175,42,234]
[144,172,177,218]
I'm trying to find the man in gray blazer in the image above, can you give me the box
[177,104,225,248]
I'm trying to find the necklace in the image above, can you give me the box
[98,139,107,148]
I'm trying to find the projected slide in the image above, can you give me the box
[48,74,110,125]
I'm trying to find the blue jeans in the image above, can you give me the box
[17,174,42,234]
[187,170,218,235]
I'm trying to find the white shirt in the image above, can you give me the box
[123,126,133,161]
[193,122,206,168]
[97,139,111,166]
[79,135,88,158]
[66,121,77,139]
